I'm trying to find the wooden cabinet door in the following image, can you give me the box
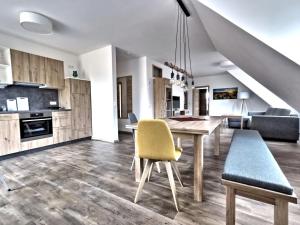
[153,78,167,118]
[0,114,21,156]
[193,89,200,116]
[52,111,72,144]
[71,79,81,94]
[53,128,72,144]
[71,80,92,139]
[29,54,46,84]
[45,58,57,88]
[45,58,64,89]
[11,49,30,83]
[57,60,65,89]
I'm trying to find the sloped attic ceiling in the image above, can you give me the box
[194,0,300,66]
[192,1,300,111]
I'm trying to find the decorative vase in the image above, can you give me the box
[72,70,78,78]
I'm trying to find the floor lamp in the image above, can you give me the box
[238,91,250,115]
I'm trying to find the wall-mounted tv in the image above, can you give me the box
[213,87,238,100]
[172,96,180,109]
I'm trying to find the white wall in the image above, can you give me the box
[116,56,186,131]
[117,56,147,131]
[229,68,296,113]
[80,45,118,142]
[191,73,269,116]
[0,31,80,78]
[194,3,300,111]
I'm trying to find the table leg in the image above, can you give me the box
[240,116,243,130]
[194,134,204,202]
[214,125,220,156]
[135,139,143,182]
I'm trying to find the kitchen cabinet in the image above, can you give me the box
[10,49,64,89]
[29,54,46,84]
[0,114,21,156]
[45,58,65,89]
[59,78,92,140]
[52,111,72,144]
[21,137,53,151]
[10,49,30,83]
[153,77,172,118]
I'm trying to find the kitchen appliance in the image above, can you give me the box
[19,111,53,142]
[6,99,17,111]
[16,97,29,111]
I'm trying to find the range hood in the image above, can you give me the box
[13,81,47,88]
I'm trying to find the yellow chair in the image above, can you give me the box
[134,119,183,211]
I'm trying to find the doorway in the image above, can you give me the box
[193,86,209,116]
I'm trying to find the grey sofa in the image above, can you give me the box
[249,108,299,142]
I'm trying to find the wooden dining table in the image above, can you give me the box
[126,116,223,202]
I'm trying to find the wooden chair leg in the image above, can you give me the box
[134,160,152,203]
[147,162,154,182]
[155,162,161,173]
[165,161,179,212]
[171,162,184,187]
[226,186,236,225]
[130,156,135,171]
[274,199,288,225]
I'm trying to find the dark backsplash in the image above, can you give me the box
[0,86,59,110]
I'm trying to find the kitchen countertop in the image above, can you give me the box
[0,108,71,115]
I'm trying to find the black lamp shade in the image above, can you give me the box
[181,76,185,81]
[176,73,180,80]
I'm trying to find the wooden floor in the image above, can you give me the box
[0,129,299,225]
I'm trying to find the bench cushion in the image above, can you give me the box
[222,130,293,195]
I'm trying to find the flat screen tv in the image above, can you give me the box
[173,96,180,109]
[213,87,238,100]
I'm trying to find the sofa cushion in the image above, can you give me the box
[222,130,293,195]
[265,107,291,116]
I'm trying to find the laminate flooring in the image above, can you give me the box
[0,129,299,225]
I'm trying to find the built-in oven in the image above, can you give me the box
[19,112,53,142]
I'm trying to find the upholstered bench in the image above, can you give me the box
[222,130,297,225]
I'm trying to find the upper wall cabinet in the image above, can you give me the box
[10,49,30,83]
[29,54,46,84]
[10,49,65,89]
[45,58,64,89]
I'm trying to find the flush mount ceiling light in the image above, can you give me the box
[20,12,53,34]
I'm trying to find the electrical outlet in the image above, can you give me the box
[49,101,57,106]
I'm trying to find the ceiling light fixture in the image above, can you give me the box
[165,0,194,89]
[20,12,53,34]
